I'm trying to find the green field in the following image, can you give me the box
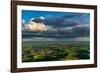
[22,41,90,62]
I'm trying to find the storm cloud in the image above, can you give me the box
[22,10,90,40]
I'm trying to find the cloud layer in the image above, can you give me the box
[22,11,90,39]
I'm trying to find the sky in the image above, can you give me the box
[22,10,90,41]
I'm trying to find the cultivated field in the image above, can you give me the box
[22,41,90,62]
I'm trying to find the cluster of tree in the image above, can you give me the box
[22,46,69,62]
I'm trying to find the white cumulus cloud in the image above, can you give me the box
[22,19,25,24]
[40,16,45,20]
[26,20,47,32]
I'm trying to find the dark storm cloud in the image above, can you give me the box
[22,10,90,39]
[44,13,88,29]
[62,13,84,18]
